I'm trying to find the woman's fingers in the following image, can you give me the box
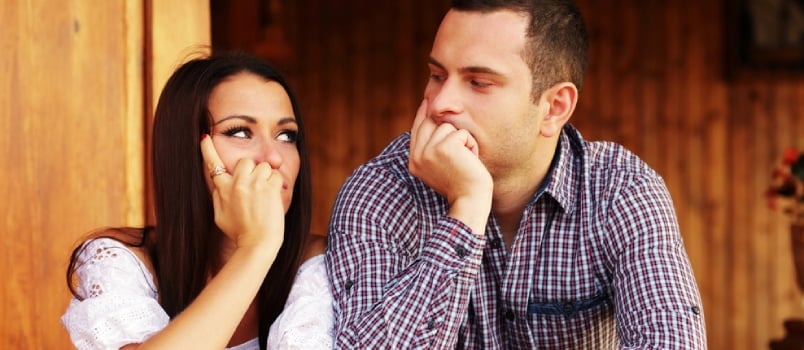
[250,162,283,192]
[201,134,285,246]
[200,134,231,187]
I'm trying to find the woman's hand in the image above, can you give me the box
[201,135,285,252]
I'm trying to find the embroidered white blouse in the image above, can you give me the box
[61,238,333,350]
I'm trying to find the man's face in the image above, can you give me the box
[424,9,549,178]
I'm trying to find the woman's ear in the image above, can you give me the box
[539,82,578,137]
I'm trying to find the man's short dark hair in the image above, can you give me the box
[452,0,589,99]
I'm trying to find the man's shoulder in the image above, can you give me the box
[351,132,412,180]
[562,125,659,181]
[333,132,419,203]
[583,140,658,178]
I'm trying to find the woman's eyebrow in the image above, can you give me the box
[213,115,257,126]
[276,117,297,126]
[212,115,297,126]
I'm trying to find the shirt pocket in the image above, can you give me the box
[527,287,607,317]
[526,287,616,348]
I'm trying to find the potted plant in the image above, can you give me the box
[766,147,804,291]
[767,146,804,350]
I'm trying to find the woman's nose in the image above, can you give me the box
[255,140,283,169]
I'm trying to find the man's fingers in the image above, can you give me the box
[410,100,436,158]
[459,129,480,156]
[430,122,458,146]
[410,99,429,138]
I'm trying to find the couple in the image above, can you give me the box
[62,0,707,349]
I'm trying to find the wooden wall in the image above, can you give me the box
[572,2,803,349]
[213,0,804,349]
[2,0,802,348]
[0,0,209,348]
[1,1,137,347]
[212,0,453,235]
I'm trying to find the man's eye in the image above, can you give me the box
[429,73,445,82]
[470,80,491,88]
[277,130,298,143]
[223,126,251,139]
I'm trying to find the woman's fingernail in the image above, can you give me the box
[201,133,207,140]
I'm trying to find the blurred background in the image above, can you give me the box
[2,0,803,348]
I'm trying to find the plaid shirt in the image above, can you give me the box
[326,124,706,349]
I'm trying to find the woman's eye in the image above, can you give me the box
[277,130,298,143]
[223,126,252,139]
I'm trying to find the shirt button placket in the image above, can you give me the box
[505,309,515,321]
[454,246,467,258]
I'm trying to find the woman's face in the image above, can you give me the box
[206,72,301,212]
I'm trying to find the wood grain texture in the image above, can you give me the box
[247,1,804,348]
[0,0,134,348]
[2,0,803,348]
[0,0,209,348]
[212,0,804,348]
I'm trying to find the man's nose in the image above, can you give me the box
[428,79,464,119]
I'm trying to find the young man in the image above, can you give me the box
[326,0,707,348]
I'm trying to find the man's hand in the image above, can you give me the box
[409,100,493,235]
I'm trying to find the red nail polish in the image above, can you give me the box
[201,134,207,140]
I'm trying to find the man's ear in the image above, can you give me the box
[539,82,578,137]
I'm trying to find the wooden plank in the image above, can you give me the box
[698,1,729,349]
[751,82,772,350]
[729,82,752,350]
[0,0,140,347]
[150,0,211,105]
[125,0,146,229]
[771,80,800,336]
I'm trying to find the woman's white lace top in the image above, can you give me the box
[61,238,334,349]
[267,254,334,349]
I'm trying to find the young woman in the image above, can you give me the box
[62,52,332,349]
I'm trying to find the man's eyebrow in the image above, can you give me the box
[428,57,505,76]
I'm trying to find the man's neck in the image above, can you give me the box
[492,175,542,250]
[491,139,560,249]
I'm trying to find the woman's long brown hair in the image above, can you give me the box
[66,52,312,349]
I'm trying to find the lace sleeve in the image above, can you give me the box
[266,254,334,349]
[61,238,169,350]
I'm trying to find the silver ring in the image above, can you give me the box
[209,165,227,178]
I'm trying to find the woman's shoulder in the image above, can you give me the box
[74,227,155,274]
[63,230,168,350]
[70,228,158,298]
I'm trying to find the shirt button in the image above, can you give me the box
[562,302,574,314]
[344,280,353,290]
[454,246,467,258]
[505,309,515,320]
[490,239,502,249]
[691,305,701,315]
[426,320,435,330]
